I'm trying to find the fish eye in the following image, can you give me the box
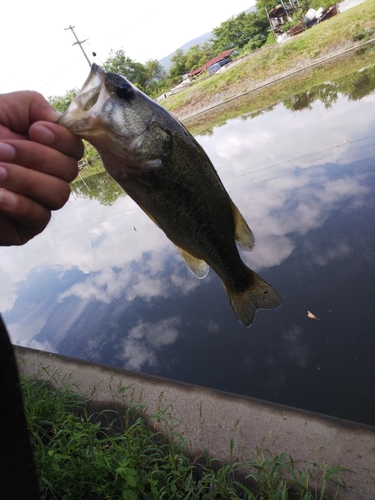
[117,82,135,101]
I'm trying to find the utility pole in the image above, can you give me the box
[64,25,91,67]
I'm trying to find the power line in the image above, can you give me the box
[64,25,91,67]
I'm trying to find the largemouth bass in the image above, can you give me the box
[59,64,282,327]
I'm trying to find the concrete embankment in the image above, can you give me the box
[16,346,375,499]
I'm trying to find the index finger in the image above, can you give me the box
[0,91,59,133]
[29,121,84,161]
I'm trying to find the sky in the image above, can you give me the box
[1,0,254,99]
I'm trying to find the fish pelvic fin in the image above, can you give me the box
[224,272,282,327]
[230,200,255,251]
[176,246,209,279]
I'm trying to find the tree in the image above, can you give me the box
[48,88,78,113]
[144,59,166,83]
[168,49,188,81]
[201,42,217,63]
[143,59,167,95]
[184,43,215,72]
[168,43,216,82]
[103,50,169,96]
[211,11,262,53]
[103,49,148,91]
[210,2,277,55]
[184,44,203,72]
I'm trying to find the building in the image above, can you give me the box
[187,50,233,79]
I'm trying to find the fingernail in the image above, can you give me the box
[0,188,17,208]
[0,166,7,181]
[0,142,16,161]
[32,125,55,144]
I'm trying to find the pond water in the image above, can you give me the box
[1,61,375,426]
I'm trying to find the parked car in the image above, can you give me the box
[208,58,232,75]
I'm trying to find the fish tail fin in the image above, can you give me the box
[224,271,282,327]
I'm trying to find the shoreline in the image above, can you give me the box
[16,346,375,500]
[173,37,375,123]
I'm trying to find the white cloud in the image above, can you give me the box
[59,267,132,304]
[117,316,181,370]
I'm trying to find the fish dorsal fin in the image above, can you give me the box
[176,246,209,279]
[230,200,255,251]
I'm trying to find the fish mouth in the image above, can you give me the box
[58,63,108,133]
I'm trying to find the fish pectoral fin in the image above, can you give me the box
[142,159,162,170]
[176,246,209,279]
[230,200,255,251]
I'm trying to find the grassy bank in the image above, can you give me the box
[182,41,375,136]
[22,373,349,500]
[73,1,374,183]
[161,0,375,120]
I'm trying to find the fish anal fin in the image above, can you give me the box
[224,271,282,327]
[176,246,209,279]
[230,200,255,251]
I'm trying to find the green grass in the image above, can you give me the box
[21,371,350,499]
[183,44,375,136]
[162,0,375,116]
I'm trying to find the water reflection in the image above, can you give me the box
[283,64,375,111]
[1,63,374,425]
[118,317,181,371]
[71,171,125,206]
[190,53,375,137]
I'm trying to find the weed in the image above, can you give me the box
[352,26,374,41]
[20,373,350,499]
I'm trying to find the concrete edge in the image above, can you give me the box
[15,346,375,499]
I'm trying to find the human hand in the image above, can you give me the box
[0,91,83,246]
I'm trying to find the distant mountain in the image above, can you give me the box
[159,5,256,72]
[159,32,213,72]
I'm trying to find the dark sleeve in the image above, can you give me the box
[0,315,40,500]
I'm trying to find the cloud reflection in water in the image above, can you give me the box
[1,70,374,424]
[117,316,181,371]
